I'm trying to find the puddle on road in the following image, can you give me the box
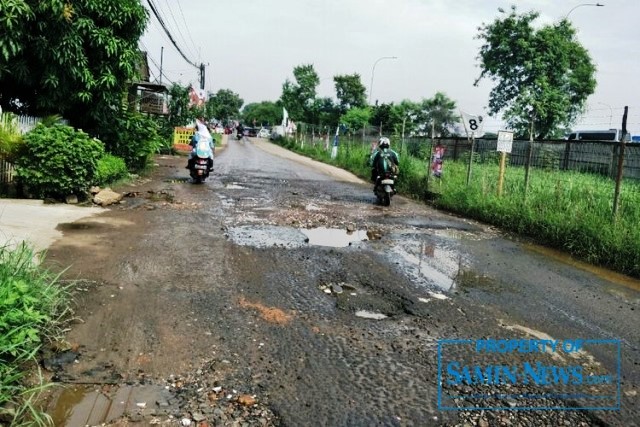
[226,225,369,249]
[49,384,173,426]
[355,310,388,320]
[225,182,246,189]
[300,227,368,247]
[390,241,462,291]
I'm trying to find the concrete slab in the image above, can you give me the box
[0,199,102,252]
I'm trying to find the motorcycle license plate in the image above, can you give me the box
[381,179,394,185]
[195,164,207,170]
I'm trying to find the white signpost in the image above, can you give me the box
[496,130,514,196]
[497,130,514,153]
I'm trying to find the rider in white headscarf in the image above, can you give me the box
[187,118,215,171]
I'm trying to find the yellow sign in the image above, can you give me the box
[173,127,194,145]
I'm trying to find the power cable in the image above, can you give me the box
[145,0,199,69]
[175,0,199,58]
[159,0,199,61]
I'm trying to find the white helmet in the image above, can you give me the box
[378,137,390,148]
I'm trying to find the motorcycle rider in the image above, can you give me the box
[369,137,399,190]
[186,118,215,171]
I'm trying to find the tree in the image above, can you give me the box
[420,92,458,137]
[475,7,596,139]
[310,97,340,127]
[0,0,148,128]
[279,64,319,122]
[334,74,367,113]
[340,107,372,134]
[242,101,282,126]
[370,103,401,136]
[206,89,243,123]
[391,100,421,137]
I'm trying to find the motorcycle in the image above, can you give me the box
[374,171,397,206]
[188,138,214,184]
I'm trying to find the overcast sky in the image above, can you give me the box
[140,0,639,134]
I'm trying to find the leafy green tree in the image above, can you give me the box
[340,107,372,134]
[334,74,367,113]
[0,0,148,128]
[279,64,319,122]
[391,100,421,136]
[370,103,404,136]
[206,89,243,123]
[242,101,282,126]
[420,92,458,137]
[309,97,340,127]
[475,7,596,139]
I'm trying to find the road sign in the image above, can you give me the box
[497,130,514,153]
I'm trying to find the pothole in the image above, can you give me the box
[164,177,191,183]
[225,226,369,249]
[225,183,246,189]
[300,227,368,247]
[388,240,462,291]
[355,310,388,320]
[49,384,173,426]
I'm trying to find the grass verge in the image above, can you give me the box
[0,243,70,426]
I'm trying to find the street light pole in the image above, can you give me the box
[368,56,397,105]
[599,102,613,127]
[564,3,604,19]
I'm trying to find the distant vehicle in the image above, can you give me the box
[270,125,285,140]
[566,129,626,142]
[257,127,270,138]
[243,127,257,137]
[213,125,224,134]
[630,135,640,143]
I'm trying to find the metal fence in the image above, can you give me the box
[291,123,640,216]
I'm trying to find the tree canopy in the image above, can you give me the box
[334,74,367,113]
[206,89,243,124]
[242,101,282,127]
[279,64,319,122]
[0,0,148,128]
[475,6,596,139]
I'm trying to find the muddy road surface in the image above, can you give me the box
[43,137,638,426]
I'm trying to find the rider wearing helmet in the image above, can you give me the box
[369,137,399,183]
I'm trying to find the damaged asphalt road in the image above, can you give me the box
[42,138,638,426]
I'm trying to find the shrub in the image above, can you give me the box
[94,154,129,186]
[96,111,163,172]
[14,124,104,199]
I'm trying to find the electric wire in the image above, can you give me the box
[159,0,199,62]
[145,0,199,69]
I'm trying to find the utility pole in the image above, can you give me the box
[199,63,205,90]
[159,47,164,84]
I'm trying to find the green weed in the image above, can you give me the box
[0,243,70,426]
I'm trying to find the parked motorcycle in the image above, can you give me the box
[373,171,397,206]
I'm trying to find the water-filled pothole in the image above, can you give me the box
[355,310,388,320]
[300,227,368,247]
[225,183,246,189]
[225,225,369,249]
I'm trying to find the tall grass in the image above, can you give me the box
[277,137,640,278]
[0,243,70,426]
